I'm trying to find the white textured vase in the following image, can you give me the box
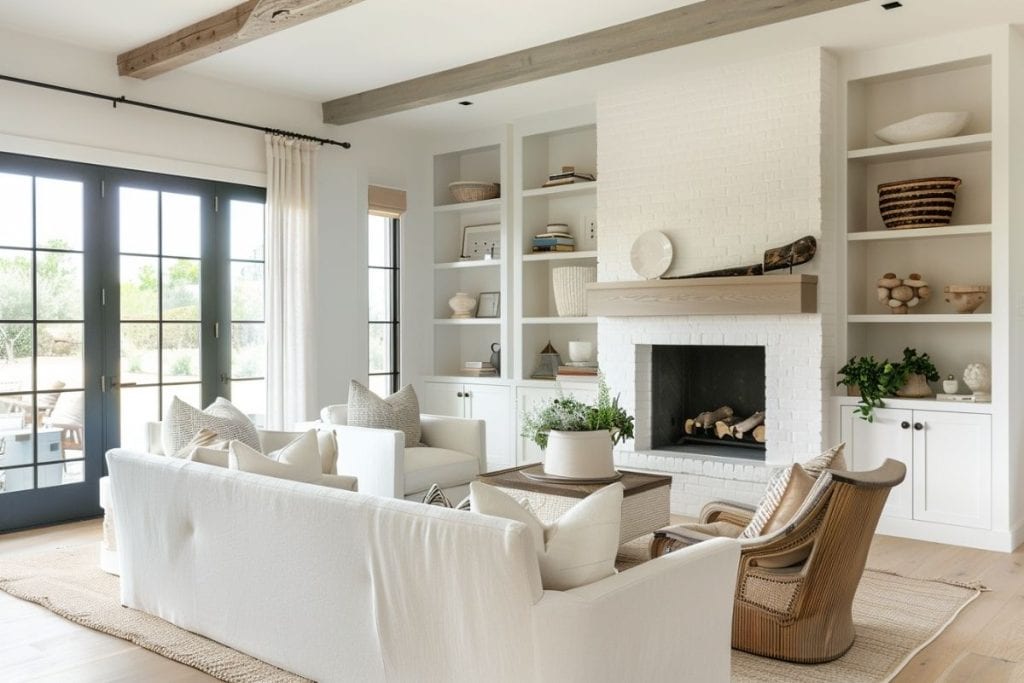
[543,430,616,479]
[448,292,476,319]
[552,266,597,317]
[963,363,991,399]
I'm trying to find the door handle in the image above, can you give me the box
[900,421,910,430]
[913,422,924,431]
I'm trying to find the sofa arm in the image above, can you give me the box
[419,414,486,472]
[326,424,405,498]
[532,537,739,682]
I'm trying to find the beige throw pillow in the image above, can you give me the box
[470,481,623,590]
[347,380,422,447]
[228,431,322,484]
[162,397,261,457]
[173,428,229,459]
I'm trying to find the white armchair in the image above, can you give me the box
[317,404,486,502]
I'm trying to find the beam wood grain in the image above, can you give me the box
[322,0,868,124]
[118,0,365,79]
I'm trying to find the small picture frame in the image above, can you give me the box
[461,223,501,260]
[477,291,500,318]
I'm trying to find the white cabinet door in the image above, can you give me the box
[840,406,914,520]
[912,411,991,529]
[516,387,560,466]
[421,381,466,418]
[465,384,512,471]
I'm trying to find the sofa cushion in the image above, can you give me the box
[404,447,479,495]
[470,481,623,590]
[187,446,230,468]
[347,380,422,447]
[162,397,260,457]
[228,434,321,484]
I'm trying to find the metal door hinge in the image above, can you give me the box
[214,195,219,212]
[100,180,105,198]
[100,375,107,393]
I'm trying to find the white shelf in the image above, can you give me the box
[847,314,992,323]
[847,132,991,163]
[522,250,598,262]
[522,182,598,198]
[433,318,501,326]
[433,198,502,213]
[434,259,501,270]
[521,316,597,325]
[847,224,992,242]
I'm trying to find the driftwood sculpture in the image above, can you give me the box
[664,235,817,279]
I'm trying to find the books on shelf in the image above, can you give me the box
[557,365,599,378]
[461,361,497,377]
[541,166,597,187]
[532,230,576,252]
[531,244,576,252]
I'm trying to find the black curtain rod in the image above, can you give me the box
[0,73,352,149]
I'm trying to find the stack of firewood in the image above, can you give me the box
[683,406,765,444]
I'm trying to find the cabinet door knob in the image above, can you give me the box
[464,392,471,398]
[456,392,464,398]
[900,421,910,430]
[914,422,924,431]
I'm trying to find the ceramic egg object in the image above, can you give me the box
[877,272,930,314]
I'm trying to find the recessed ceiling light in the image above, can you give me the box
[458,101,473,106]
[881,1,902,9]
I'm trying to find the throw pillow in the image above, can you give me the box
[228,432,322,484]
[266,430,339,475]
[162,397,261,457]
[801,442,847,476]
[347,380,422,447]
[470,481,623,590]
[422,483,471,511]
[187,446,230,468]
[173,428,229,459]
[760,464,816,536]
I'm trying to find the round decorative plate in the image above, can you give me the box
[521,465,623,485]
[630,231,673,279]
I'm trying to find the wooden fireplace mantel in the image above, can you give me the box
[586,274,818,317]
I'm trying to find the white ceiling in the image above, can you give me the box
[2,0,1024,134]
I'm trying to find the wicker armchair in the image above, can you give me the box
[651,459,906,663]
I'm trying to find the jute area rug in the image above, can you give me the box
[1,543,982,683]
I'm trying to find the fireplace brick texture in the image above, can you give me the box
[595,48,840,516]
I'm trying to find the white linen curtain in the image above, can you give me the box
[265,134,319,429]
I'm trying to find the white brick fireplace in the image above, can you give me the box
[595,48,839,515]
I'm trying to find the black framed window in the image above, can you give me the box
[368,213,400,396]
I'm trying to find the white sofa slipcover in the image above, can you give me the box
[317,404,485,502]
[106,449,740,682]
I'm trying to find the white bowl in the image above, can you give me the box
[874,111,971,145]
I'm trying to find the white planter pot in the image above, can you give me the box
[543,430,616,479]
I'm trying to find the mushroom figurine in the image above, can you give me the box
[877,272,930,314]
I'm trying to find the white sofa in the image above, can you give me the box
[317,404,485,502]
[106,449,740,682]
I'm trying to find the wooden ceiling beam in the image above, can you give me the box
[322,0,868,126]
[118,0,366,79]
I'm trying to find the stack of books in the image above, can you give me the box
[532,229,576,253]
[461,361,497,377]
[542,166,597,188]
[556,361,599,380]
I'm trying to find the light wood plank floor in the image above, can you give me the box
[1,519,1022,681]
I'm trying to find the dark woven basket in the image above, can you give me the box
[877,176,961,230]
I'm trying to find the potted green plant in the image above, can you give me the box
[836,355,904,422]
[895,347,940,398]
[520,379,635,479]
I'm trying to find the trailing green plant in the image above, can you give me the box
[520,379,635,450]
[837,347,941,421]
[898,347,940,382]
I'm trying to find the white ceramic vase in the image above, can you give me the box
[552,266,597,317]
[568,341,594,362]
[543,430,616,479]
[963,363,991,400]
[448,292,476,318]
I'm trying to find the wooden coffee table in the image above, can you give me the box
[478,464,671,543]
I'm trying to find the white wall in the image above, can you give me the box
[0,26,431,418]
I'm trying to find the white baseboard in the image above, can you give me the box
[875,517,1018,553]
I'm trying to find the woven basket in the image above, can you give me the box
[449,181,500,203]
[877,176,961,230]
[552,266,596,317]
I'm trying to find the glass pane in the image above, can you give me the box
[35,177,83,250]
[368,374,392,398]
[119,187,159,255]
[161,192,201,257]
[38,461,84,488]
[120,385,159,451]
[161,384,202,418]
[0,248,33,320]
[368,214,392,267]
[162,323,201,383]
[120,256,160,320]
[0,466,34,494]
[162,258,201,320]
[0,393,32,429]
[40,389,83,461]
[230,379,266,428]
[368,268,392,321]
[0,173,32,248]
[230,200,265,260]
[120,323,159,385]
[231,262,264,321]
[37,323,83,390]
[37,251,83,320]
[0,324,33,392]
[369,323,391,374]
[231,323,265,379]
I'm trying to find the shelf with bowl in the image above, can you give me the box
[433,318,502,326]
[433,197,502,213]
[847,132,991,163]
[522,181,598,198]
